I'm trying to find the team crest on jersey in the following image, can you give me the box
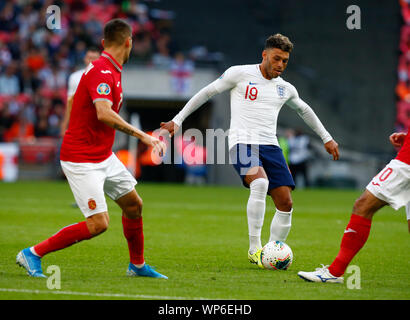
[276,85,286,98]
[97,83,111,95]
[88,199,97,210]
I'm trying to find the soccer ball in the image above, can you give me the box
[260,241,293,270]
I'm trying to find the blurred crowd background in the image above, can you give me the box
[0,0,407,188]
[396,0,410,132]
[0,0,192,143]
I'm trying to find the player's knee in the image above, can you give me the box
[123,196,143,219]
[277,198,293,212]
[352,195,373,219]
[88,218,109,236]
[352,197,364,214]
[272,192,293,212]
[250,178,269,196]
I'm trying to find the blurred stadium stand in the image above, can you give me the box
[0,0,406,189]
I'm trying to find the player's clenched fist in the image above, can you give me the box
[389,132,407,148]
[160,121,180,138]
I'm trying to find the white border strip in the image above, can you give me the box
[0,288,211,300]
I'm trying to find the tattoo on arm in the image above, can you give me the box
[113,123,136,136]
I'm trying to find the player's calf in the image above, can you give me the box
[116,190,143,219]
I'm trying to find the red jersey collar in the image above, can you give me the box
[101,51,122,72]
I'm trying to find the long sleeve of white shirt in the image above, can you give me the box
[172,66,239,126]
[171,64,334,148]
[286,86,333,144]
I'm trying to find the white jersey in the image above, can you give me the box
[67,68,85,97]
[172,64,333,150]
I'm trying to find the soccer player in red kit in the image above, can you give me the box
[16,19,168,279]
[298,129,410,283]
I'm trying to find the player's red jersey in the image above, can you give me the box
[395,129,410,165]
[60,51,123,163]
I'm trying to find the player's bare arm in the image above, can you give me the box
[95,100,166,156]
[389,132,407,148]
[60,95,74,136]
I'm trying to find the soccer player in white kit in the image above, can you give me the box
[160,34,340,266]
[60,47,100,136]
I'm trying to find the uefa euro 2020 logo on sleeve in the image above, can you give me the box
[97,83,111,95]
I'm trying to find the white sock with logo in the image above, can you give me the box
[269,208,293,242]
[247,178,269,254]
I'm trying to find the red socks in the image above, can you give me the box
[328,214,372,277]
[122,216,145,265]
[32,217,145,264]
[33,221,93,257]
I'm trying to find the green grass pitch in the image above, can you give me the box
[0,181,408,300]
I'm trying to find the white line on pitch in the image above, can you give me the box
[0,288,212,300]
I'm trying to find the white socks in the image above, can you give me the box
[247,178,293,253]
[269,208,293,242]
[247,178,269,254]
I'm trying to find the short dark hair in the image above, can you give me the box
[103,19,132,47]
[265,34,294,52]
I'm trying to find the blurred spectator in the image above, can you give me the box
[48,102,64,137]
[170,52,194,95]
[400,0,410,25]
[39,63,67,90]
[70,40,87,67]
[3,108,34,143]
[0,62,19,95]
[17,4,38,40]
[397,0,410,131]
[0,103,14,141]
[25,47,46,73]
[123,0,150,24]
[0,0,178,142]
[131,31,153,64]
[287,129,311,188]
[34,98,52,138]
[19,65,41,95]
[84,13,103,39]
[0,2,19,32]
[152,31,173,68]
[0,40,12,66]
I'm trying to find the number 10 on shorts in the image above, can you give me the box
[372,167,393,186]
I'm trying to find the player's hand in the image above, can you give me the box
[324,140,339,160]
[160,121,180,138]
[141,134,167,157]
[389,132,406,148]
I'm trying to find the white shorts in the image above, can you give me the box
[61,153,137,217]
[366,159,410,210]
